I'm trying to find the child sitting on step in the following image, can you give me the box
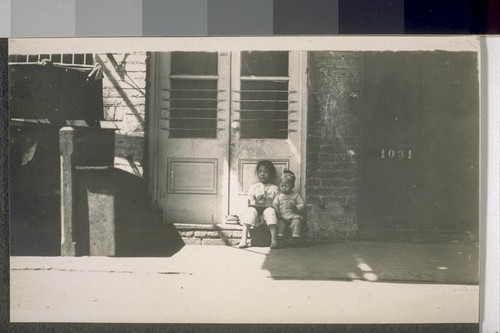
[238,160,280,249]
[272,169,305,247]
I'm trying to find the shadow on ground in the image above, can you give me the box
[75,168,185,257]
[10,167,185,257]
[259,241,479,284]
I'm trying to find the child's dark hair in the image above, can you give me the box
[256,160,277,178]
[280,169,296,186]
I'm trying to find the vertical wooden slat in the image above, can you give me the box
[218,51,231,218]
[59,127,76,256]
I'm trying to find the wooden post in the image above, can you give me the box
[60,127,76,256]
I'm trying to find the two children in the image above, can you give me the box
[238,160,304,249]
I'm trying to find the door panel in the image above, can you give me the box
[156,52,230,223]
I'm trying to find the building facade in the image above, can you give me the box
[95,49,479,243]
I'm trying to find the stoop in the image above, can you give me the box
[174,223,275,247]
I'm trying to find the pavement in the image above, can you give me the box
[9,241,480,323]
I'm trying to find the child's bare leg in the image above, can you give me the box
[239,207,258,248]
[290,218,302,247]
[239,224,250,247]
[262,207,279,248]
[278,220,286,238]
[290,218,301,238]
[269,224,279,247]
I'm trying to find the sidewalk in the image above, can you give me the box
[10,242,480,323]
[10,241,479,284]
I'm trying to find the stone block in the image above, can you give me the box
[318,153,335,161]
[306,179,321,187]
[103,97,145,108]
[123,63,148,72]
[346,178,358,185]
[180,231,194,237]
[124,71,147,81]
[120,117,146,134]
[182,237,201,245]
[205,231,221,238]
[218,230,241,239]
[202,239,227,246]
[194,231,207,238]
[332,178,346,186]
[103,107,118,121]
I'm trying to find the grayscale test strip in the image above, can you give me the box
[1,0,490,37]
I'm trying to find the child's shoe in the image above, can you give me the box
[270,240,281,249]
[238,241,249,248]
[290,237,302,248]
[277,235,286,248]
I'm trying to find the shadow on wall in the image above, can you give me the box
[95,53,145,127]
[114,133,145,174]
[8,62,104,256]
[10,127,61,256]
[74,168,185,257]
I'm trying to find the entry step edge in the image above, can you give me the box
[173,223,242,231]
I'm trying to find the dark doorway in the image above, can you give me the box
[359,51,479,242]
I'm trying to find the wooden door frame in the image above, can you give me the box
[297,51,308,200]
[147,52,160,205]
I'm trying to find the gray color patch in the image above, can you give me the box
[0,0,11,37]
[273,0,338,35]
[339,0,404,34]
[208,0,273,35]
[143,0,207,36]
[11,0,76,37]
[76,0,142,36]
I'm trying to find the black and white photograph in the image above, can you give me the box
[8,36,481,324]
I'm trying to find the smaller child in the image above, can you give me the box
[273,169,305,247]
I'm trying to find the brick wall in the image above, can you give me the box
[306,52,362,240]
[95,52,148,175]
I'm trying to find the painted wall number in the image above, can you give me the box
[380,149,412,160]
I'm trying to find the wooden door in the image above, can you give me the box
[153,51,305,223]
[154,52,230,223]
[228,51,304,216]
[359,52,479,237]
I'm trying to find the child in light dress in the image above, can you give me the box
[238,160,280,249]
[272,169,305,247]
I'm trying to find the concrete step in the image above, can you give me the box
[174,223,244,246]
